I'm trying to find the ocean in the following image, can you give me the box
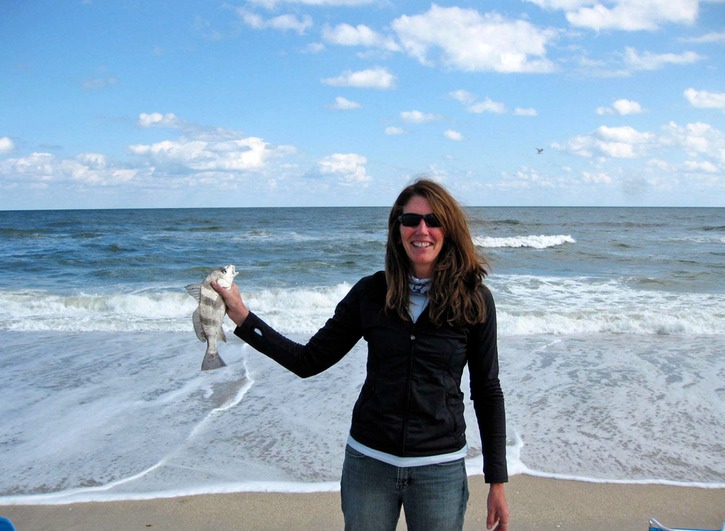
[0,206,723,504]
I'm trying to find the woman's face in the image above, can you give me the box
[399,195,445,279]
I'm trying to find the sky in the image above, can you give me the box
[1,0,724,209]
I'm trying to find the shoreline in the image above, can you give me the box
[2,476,723,531]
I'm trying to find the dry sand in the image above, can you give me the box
[1,475,723,530]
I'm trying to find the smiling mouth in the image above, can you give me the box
[412,242,432,248]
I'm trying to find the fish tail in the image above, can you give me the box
[201,342,227,371]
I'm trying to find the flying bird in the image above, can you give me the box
[536,148,544,154]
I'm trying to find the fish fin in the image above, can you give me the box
[201,351,227,371]
[191,309,206,342]
[185,284,202,301]
[219,328,227,343]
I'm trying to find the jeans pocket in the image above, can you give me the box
[344,444,367,459]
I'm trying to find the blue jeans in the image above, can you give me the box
[340,445,469,531]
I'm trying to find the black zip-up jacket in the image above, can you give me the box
[234,271,508,484]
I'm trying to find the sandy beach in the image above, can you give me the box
[1,476,723,531]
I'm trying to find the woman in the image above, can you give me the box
[214,179,509,530]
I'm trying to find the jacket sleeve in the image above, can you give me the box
[234,280,365,378]
[467,286,509,483]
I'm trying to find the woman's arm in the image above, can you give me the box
[213,277,365,378]
[467,287,508,483]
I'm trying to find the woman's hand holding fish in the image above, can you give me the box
[211,281,250,326]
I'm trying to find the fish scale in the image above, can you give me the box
[185,265,238,370]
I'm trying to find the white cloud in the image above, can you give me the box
[554,125,656,158]
[317,153,370,185]
[322,23,400,51]
[385,126,405,135]
[400,110,440,123]
[444,129,463,141]
[0,136,15,155]
[138,112,182,128]
[514,107,538,116]
[661,121,725,162]
[391,4,556,73]
[683,160,719,173]
[322,67,396,89]
[553,120,725,182]
[684,88,725,111]
[0,152,138,186]
[329,96,361,110]
[528,0,700,31]
[623,47,701,71]
[595,99,643,115]
[237,8,312,34]
[450,91,509,114]
[525,0,587,9]
[449,90,476,104]
[249,0,372,6]
[82,68,118,90]
[681,31,725,44]
[582,171,613,184]
[129,136,294,172]
[468,98,507,114]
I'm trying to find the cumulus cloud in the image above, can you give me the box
[449,90,476,104]
[444,129,463,141]
[322,23,400,51]
[237,8,312,34]
[329,96,361,110]
[527,0,699,31]
[450,90,517,115]
[129,136,295,172]
[385,126,405,135]
[661,121,725,162]
[0,152,138,186]
[582,171,614,184]
[138,112,183,128]
[82,68,118,90]
[554,125,656,158]
[249,0,372,6]
[401,110,440,123]
[553,120,725,182]
[468,98,507,114]
[0,136,15,155]
[317,153,370,185]
[684,88,725,111]
[391,4,556,73]
[322,67,396,89]
[623,47,701,71]
[596,99,643,115]
[681,31,725,44]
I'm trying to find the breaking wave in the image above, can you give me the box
[1,276,722,336]
[473,235,575,249]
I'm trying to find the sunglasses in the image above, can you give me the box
[398,213,442,228]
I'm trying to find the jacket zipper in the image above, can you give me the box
[401,321,416,456]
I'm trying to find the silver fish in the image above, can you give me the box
[185,265,239,371]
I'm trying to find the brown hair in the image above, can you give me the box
[385,178,490,326]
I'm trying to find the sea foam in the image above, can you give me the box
[474,234,575,249]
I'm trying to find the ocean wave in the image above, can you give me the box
[492,275,725,336]
[1,276,722,336]
[473,235,575,249]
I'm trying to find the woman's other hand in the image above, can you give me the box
[487,483,510,530]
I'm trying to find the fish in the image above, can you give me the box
[185,265,239,371]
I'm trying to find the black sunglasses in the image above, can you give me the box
[398,213,442,228]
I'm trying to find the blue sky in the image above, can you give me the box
[1,0,724,209]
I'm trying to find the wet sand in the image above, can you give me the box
[2,475,723,530]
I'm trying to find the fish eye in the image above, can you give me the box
[221,268,227,274]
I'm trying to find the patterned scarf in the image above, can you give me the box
[408,275,432,296]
